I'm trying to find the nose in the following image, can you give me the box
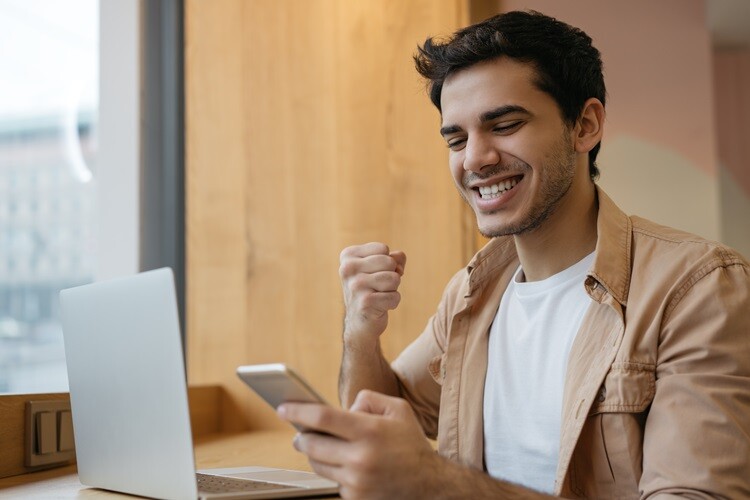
[463,135,500,173]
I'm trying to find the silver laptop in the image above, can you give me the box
[60,268,338,500]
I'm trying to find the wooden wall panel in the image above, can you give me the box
[185,0,250,431]
[186,0,474,430]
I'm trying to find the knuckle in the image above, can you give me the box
[357,388,374,401]
[389,273,402,288]
[376,272,398,288]
[310,408,333,429]
[339,248,349,262]
[355,389,376,407]
[370,242,389,255]
[382,255,398,271]
[339,246,355,261]
[293,435,307,453]
[387,291,401,308]
[348,275,368,292]
[350,448,376,473]
[339,259,357,278]
[340,244,365,260]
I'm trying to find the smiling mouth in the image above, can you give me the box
[476,176,522,200]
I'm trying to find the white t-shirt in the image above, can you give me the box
[483,252,595,493]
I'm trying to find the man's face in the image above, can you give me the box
[440,57,580,238]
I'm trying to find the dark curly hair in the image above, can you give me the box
[414,11,606,180]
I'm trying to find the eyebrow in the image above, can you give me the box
[440,105,530,137]
[480,105,529,122]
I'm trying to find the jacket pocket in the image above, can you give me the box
[571,362,655,499]
[589,362,655,416]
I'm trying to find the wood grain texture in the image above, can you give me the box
[185,0,253,432]
[0,430,330,498]
[186,0,475,430]
[0,393,71,479]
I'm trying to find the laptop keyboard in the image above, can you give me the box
[196,473,291,493]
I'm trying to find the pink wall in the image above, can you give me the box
[714,50,750,196]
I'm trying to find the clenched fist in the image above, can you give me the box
[339,243,407,345]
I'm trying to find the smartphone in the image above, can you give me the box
[236,363,328,422]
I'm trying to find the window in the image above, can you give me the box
[0,0,99,393]
[0,0,185,395]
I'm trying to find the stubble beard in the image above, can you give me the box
[464,137,578,238]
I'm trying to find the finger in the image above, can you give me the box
[293,431,349,467]
[349,390,413,420]
[341,254,402,276]
[305,458,345,486]
[340,242,390,260]
[358,291,401,312]
[351,271,401,293]
[389,250,407,275]
[278,403,374,441]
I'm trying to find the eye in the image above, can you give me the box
[493,121,522,134]
[446,138,467,151]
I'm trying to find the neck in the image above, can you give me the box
[514,181,598,282]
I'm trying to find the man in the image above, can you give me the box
[278,11,750,498]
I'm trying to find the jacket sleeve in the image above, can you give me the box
[390,269,466,439]
[640,259,750,498]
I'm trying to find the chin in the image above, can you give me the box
[476,220,512,238]
[473,203,523,235]
[476,213,536,238]
[479,227,510,238]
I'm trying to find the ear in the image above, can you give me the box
[574,98,605,154]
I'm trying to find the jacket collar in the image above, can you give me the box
[462,186,632,306]
[588,187,631,306]
[465,236,517,296]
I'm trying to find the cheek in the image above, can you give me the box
[448,154,465,185]
[503,126,563,167]
[501,136,538,167]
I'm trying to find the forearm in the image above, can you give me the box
[339,336,400,408]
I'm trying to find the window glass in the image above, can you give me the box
[0,0,98,393]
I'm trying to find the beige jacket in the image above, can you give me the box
[392,188,750,498]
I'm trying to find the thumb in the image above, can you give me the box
[350,390,411,419]
[389,250,407,276]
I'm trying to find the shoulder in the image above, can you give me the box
[627,216,749,312]
[630,216,748,272]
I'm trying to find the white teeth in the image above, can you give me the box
[478,178,519,199]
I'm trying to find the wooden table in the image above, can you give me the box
[0,429,335,498]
